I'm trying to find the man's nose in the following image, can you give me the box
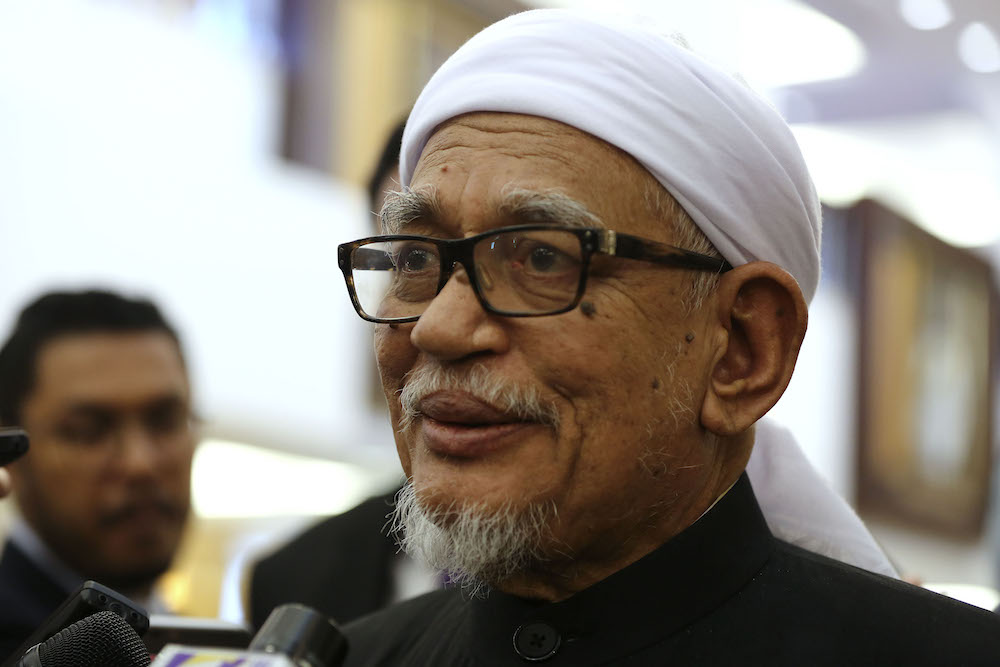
[112,420,159,478]
[410,265,509,361]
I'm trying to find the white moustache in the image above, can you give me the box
[397,361,559,432]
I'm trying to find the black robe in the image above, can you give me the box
[0,540,73,662]
[342,474,1000,666]
[248,491,400,629]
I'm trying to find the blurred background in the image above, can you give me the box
[0,0,997,619]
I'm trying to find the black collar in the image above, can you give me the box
[462,473,773,664]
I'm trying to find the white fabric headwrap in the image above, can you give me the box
[750,418,897,578]
[401,8,823,302]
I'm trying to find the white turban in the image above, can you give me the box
[400,9,823,303]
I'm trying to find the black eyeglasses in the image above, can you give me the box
[337,224,732,323]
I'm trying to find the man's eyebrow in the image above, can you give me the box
[60,393,187,417]
[496,188,605,229]
[61,403,113,419]
[378,185,605,234]
[379,186,441,235]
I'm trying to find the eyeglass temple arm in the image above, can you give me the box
[600,231,733,273]
[352,246,396,270]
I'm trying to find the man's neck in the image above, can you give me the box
[8,516,164,612]
[8,516,84,596]
[496,469,747,601]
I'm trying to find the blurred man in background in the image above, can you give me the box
[0,289,196,658]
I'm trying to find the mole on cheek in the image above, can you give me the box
[580,301,597,317]
[685,333,695,343]
[651,377,661,390]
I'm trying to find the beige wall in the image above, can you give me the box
[330,0,503,186]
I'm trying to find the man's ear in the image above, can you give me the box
[700,262,808,437]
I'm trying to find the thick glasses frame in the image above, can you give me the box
[337,224,733,323]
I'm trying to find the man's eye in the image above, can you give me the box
[399,247,436,273]
[56,421,108,445]
[145,404,189,435]
[516,242,576,275]
[528,246,559,272]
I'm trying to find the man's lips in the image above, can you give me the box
[416,392,539,457]
[418,392,518,425]
[99,499,181,529]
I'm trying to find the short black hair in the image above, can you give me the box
[0,289,183,426]
[366,118,407,211]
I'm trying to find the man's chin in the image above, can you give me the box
[412,488,511,530]
[88,557,173,595]
[393,480,557,595]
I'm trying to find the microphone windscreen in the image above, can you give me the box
[249,604,347,667]
[37,611,150,667]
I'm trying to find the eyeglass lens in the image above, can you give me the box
[351,228,585,319]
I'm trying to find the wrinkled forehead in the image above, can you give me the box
[400,8,822,302]
[413,112,650,191]
[389,112,664,237]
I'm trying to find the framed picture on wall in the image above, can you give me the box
[853,198,997,539]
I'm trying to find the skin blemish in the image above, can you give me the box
[580,301,597,317]
[651,378,661,390]
[685,333,695,343]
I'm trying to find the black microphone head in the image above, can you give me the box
[250,604,347,667]
[37,610,150,667]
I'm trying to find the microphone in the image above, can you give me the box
[2,580,150,667]
[17,610,150,667]
[249,603,347,666]
[0,427,29,466]
[143,614,251,654]
[150,604,346,667]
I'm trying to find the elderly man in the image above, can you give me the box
[336,10,1000,665]
[0,290,196,659]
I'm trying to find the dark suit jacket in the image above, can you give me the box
[0,540,73,662]
[248,490,400,630]
[343,474,1000,666]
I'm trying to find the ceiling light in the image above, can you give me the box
[958,22,1000,73]
[899,0,953,31]
[789,125,875,206]
[736,1,867,88]
[523,0,867,88]
[191,439,376,518]
[793,114,1000,248]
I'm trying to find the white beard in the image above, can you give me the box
[390,481,555,597]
